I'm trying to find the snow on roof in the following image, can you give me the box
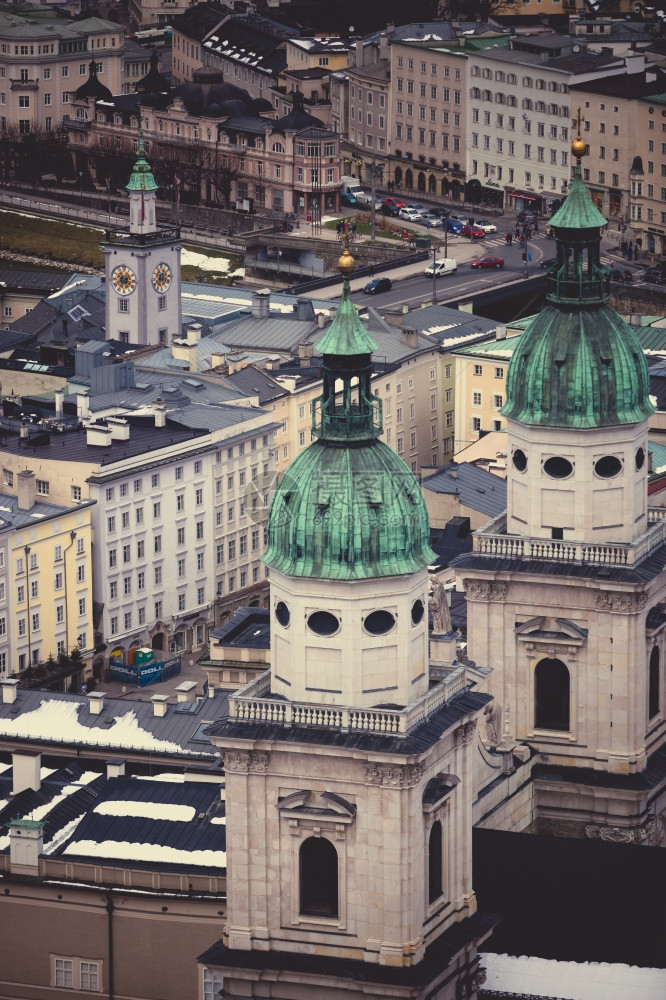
[0,700,195,755]
[63,838,226,868]
[482,953,666,1000]
[27,770,99,822]
[94,800,196,822]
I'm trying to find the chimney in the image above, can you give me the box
[2,678,19,703]
[175,680,197,703]
[355,38,363,69]
[151,694,169,717]
[496,324,507,341]
[106,758,126,779]
[19,422,29,446]
[328,306,337,322]
[401,327,419,349]
[379,31,389,61]
[77,393,90,422]
[107,417,130,441]
[86,423,112,448]
[17,469,36,511]
[9,819,43,874]
[12,750,41,795]
[384,308,404,328]
[87,691,105,714]
[185,323,202,342]
[54,387,64,418]
[297,342,313,367]
[251,289,271,319]
[153,398,167,428]
[317,313,325,329]
[296,298,314,322]
[171,339,198,370]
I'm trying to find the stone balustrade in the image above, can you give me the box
[228,665,468,737]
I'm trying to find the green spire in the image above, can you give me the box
[126,131,158,193]
[502,119,654,429]
[263,243,436,581]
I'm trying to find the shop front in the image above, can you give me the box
[465,177,504,209]
[506,188,539,213]
[608,188,623,217]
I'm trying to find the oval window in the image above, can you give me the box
[636,447,646,471]
[364,609,396,636]
[512,448,527,472]
[543,456,573,479]
[594,455,622,479]
[275,601,290,627]
[307,610,340,636]
[411,599,425,626]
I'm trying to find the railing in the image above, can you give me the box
[474,509,666,568]
[228,665,468,737]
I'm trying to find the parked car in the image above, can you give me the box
[450,215,470,226]
[444,219,463,234]
[381,202,401,217]
[399,207,422,222]
[642,265,666,284]
[470,256,504,269]
[610,267,633,283]
[424,258,457,277]
[540,257,557,270]
[383,197,405,209]
[364,277,393,294]
[421,213,443,227]
[517,210,536,224]
[430,208,449,219]
[462,224,486,239]
[341,193,357,208]
[476,221,497,234]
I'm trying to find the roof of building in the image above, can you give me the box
[0,686,231,759]
[125,136,158,193]
[393,303,499,348]
[0,490,93,533]
[222,365,285,405]
[75,59,112,103]
[202,14,291,78]
[483,952,666,1000]
[422,463,508,519]
[430,516,474,573]
[209,605,270,649]
[271,90,326,135]
[0,269,69,295]
[570,67,666,98]
[550,159,608,229]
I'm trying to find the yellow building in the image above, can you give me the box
[0,474,94,676]
[451,330,521,453]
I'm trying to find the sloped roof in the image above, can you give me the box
[422,463,507,519]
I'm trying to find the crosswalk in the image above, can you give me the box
[476,234,614,267]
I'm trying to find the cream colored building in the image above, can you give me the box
[451,331,519,453]
[630,92,666,256]
[0,11,123,133]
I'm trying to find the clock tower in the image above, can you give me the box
[103,136,182,346]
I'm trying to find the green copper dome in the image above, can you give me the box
[502,305,654,427]
[126,133,158,193]
[502,151,653,429]
[263,269,435,580]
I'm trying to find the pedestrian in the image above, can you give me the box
[621,240,627,254]
[627,246,632,261]
[534,221,539,234]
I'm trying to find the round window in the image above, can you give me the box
[411,598,425,626]
[275,601,290,627]
[594,455,622,479]
[543,456,573,479]
[512,448,527,472]
[307,610,340,636]
[636,447,646,471]
[364,609,396,636]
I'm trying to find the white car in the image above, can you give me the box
[399,207,421,221]
[477,220,498,234]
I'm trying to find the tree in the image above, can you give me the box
[86,138,135,192]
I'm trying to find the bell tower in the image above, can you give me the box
[454,118,666,839]
[103,135,182,346]
[207,242,495,999]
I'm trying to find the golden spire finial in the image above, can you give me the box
[571,106,587,160]
[337,219,355,275]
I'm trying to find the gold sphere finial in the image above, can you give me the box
[572,135,587,160]
[338,247,355,275]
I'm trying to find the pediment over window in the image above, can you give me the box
[277,789,356,819]
[515,616,587,646]
[422,773,460,814]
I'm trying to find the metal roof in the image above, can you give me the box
[422,463,508,519]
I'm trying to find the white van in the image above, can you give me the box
[425,258,457,277]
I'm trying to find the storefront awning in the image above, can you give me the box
[508,190,538,201]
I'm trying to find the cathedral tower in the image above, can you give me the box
[103,136,182,346]
[455,120,666,841]
[208,245,495,999]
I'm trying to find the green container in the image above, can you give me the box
[414,237,431,249]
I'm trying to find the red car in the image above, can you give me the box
[383,196,405,208]
[462,224,485,239]
[471,256,505,269]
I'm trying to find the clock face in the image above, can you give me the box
[111,264,136,296]
[152,262,172,293]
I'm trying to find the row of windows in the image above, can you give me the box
[2,598,87,638]
[471,136,568,165]
[395,124,461,151]
[396,56,461,79]
[349,86,386,106]
[473,110,570,138]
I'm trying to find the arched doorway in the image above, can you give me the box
[394,166,403,187]
[152,632,165,652]
[405,168,413,189]
[92,657,104,680]
[429,174,437,193]
[535,657,570,731]
[417,171,426,192]
[299,836,338,917]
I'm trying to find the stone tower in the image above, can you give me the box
[207,245,495,999]
[103,136,182,346]
[455,125,666,842]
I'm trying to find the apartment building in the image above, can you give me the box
[466,35,627,213]
[0,481,94,676]
[569,60,666,221]
[451,330,522,452]
[630,92,666,256]
[0,10,123,133]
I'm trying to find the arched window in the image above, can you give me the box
[649,646,660,720]
[405,168,413,189]
[299,836,338,917]
[417,171,426,191]
[428,174,436,193]
[534,657,570,731]
[394,166,402,186]
[428,820,443,903]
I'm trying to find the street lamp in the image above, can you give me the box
[78,171,83,201]
[431,243,440,306]
[368,159,383,242]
